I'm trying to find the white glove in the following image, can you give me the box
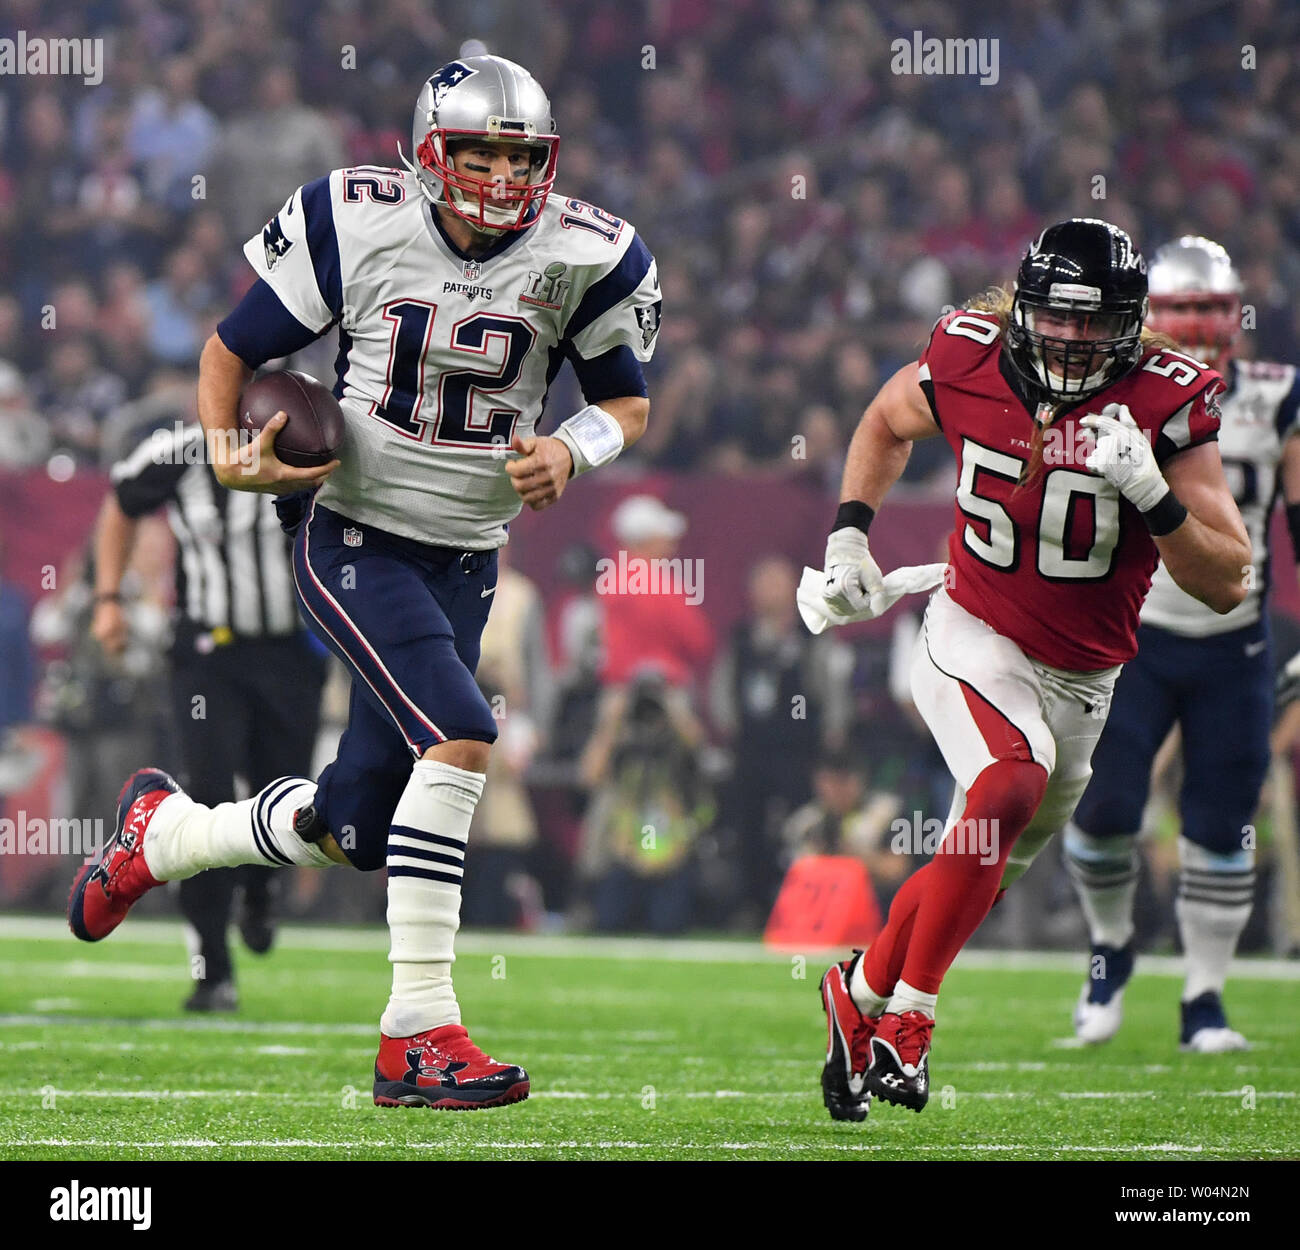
[1081,403,1169,512]
[798,562,948,634]
[821,527,884,617]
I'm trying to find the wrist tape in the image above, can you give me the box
[554,404,624,475]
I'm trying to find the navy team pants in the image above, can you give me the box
[291,501,498,871]
[1072,619,1273,853]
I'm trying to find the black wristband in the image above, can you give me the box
[292,803,328,844]
[93,592,124,605]
[833,500,876,535]
[1141,490,1188,536]
[1287,503,1300,563]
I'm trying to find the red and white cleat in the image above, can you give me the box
[373,1024,530,1110]
[819,952,877,1122]
[867,1010,934,1112]
[68,769,180,942]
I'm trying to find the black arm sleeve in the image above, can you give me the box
[568,344,648,402]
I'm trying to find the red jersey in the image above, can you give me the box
[600,586,714,687]
[918,309,1222,671]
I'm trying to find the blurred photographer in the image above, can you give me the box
[577,670,714,934]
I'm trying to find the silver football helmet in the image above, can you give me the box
[1146,236,1243,363]
[401,55,559,234]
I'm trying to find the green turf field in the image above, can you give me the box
[0,917,1296,1161]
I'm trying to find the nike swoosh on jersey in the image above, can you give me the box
[481,585,497,598]
[1244,639,1268,657]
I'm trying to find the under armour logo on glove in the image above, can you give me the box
[1081,403,1169,512]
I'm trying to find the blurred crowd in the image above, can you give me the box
[2,0,1299,478]
[2,0,1300,945]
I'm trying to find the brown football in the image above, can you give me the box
[239,370,344,468]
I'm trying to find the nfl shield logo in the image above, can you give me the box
[462,259,481,282]
[343,527,362,547]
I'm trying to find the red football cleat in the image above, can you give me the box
[867,1010,934,1112]
[68,769,180,942]
[373,1024,530,1110]
[820,952,877,1122]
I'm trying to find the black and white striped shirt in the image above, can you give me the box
[111,423,299,637]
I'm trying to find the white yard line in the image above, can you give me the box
[4,1137,1285,1155]
[3,914,1299,980]
[2,1086,1293,1102]
[0,1012,378,1035]
[0,1014,672,1043]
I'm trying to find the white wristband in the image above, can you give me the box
[554,404,624,476]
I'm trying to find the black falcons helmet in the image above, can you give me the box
[1005,218,1149,403]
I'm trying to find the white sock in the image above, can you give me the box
[1177,837,1254,1002]
[1063,822,1139,948]
[887,978,938,1021]
[379,759,485,1038]
[848,957,889,1017]
[143,778,334,879]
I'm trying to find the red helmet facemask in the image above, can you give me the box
[1147,293,1241,365]
[417,129,560,232]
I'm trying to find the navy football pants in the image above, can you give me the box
[1072,620,1272,853]
[291,501,498,870]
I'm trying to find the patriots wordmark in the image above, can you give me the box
[442,280,494,301]
[890,31,999,86]
[0,31,103,85]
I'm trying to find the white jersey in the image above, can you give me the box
[1142,358,1300,637]
[242,166,661,548]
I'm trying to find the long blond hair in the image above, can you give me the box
[961,286,1182,489]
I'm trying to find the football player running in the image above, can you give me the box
[814,219,1250,1121]
[1066,237,1300,1053]
[68,56,660,1110]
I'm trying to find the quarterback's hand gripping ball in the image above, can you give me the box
[229,370,343,495]
[1081,402,1169,512]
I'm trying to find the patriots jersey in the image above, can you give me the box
[1142,358,1300,637]
[919,309,1221,671]
[238,166,661,548]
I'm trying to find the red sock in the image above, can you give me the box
[898,759,1047,995]
[860,865,928,999]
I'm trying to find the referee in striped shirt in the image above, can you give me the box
[91,419,327,1011]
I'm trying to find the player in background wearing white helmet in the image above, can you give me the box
[1066,237,1300,1052]
[69,54,660,1109]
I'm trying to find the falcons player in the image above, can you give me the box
[816,219,1249,1121]
[68,56,660,1109]
[1066,237,1300,1052]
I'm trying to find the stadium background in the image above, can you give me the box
[1,0,1299,953]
